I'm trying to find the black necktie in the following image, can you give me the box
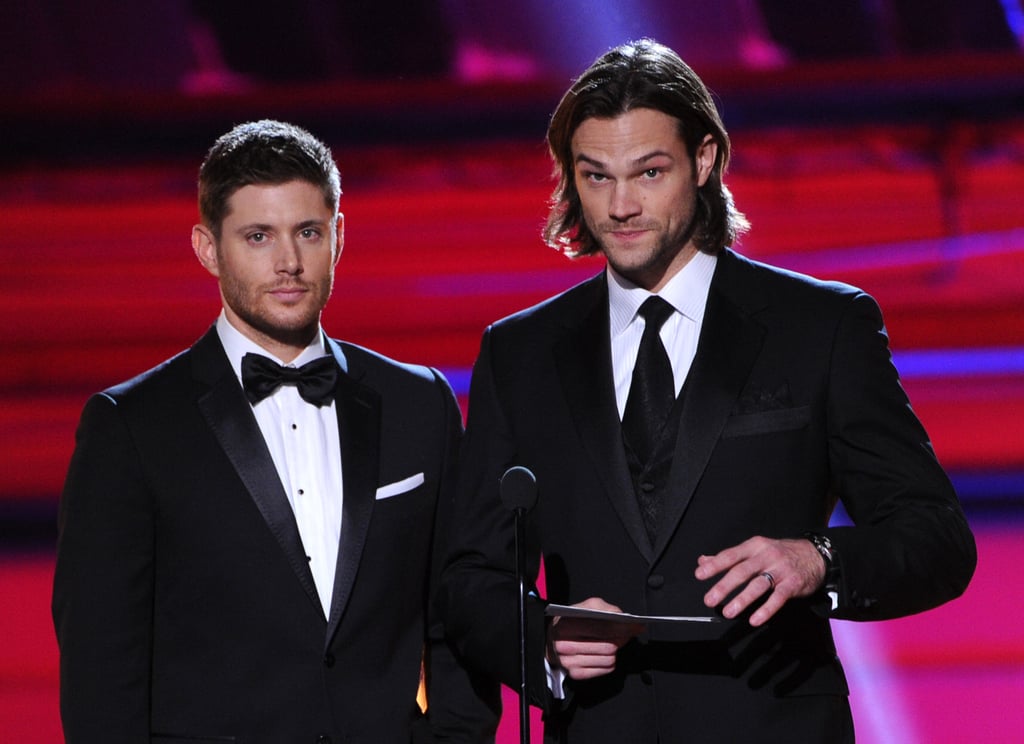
[622,296,676,465]
[240,353,338,407]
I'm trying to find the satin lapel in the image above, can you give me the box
[554,276,654,562]
[192,329,322,615]
[652,266,766,560]
[324,338,380,647]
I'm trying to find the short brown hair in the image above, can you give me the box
[198,120,341,239]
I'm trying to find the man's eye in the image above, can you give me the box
[248,232,267,243]
[643,168,660,178]
[585,172,607,182]
[300,228,320,240]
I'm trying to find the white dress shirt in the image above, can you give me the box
[607,250,717,417]
[216,313,344,618]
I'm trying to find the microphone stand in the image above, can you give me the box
[514,503,530,744]
[500,466,538,744]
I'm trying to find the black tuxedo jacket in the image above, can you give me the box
[53,327,498,744]
[439,249,976,743]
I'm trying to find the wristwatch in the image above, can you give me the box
[803,532,840,592]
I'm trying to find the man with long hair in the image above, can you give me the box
[440,40,975,742]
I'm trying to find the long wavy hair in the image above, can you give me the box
[543,39,749,257]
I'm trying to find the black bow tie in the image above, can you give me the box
[240,353,338,407]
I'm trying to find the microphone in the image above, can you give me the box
[500,466,537,744]
[500,465,538,511]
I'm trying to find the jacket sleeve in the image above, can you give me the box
[52,392,155,743]
[436,329,553,712]
[822,292,977,620]
[425,367,503,742]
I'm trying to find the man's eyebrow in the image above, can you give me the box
[575,153,605,168]
[295,219,329,230]
[234,222,273,233]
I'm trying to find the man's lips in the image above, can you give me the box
[606,227,651,242]
[269,286,308,301]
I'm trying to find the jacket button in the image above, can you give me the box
[640,671,653,685]
[317,736,331,744]
[323,653,335,668]
[647,574,665,589]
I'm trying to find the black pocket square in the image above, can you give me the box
[734,382,793,414]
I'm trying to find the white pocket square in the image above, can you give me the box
[375,472,425,500]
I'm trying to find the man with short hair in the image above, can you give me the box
[53,119,498,743]
[439,40,976,742]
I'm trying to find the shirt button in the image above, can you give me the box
[640,481,655,492]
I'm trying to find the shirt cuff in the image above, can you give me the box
[545,656,567,700]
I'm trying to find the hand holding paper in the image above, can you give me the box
[546,597,643,681]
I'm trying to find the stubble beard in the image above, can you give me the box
[221,274,334,351]
[593,215,698,288]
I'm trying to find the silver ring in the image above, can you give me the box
[760,571,776,590]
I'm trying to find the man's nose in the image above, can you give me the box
[608,182,642,221]
[275,239,302,274]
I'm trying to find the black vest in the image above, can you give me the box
[623,382,688,545]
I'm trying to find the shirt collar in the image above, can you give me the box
[607,250,717,337]
[215,311,329,382]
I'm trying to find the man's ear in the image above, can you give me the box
[695,134,718,188]
[333,213,345,266]
[192,224,220,277]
